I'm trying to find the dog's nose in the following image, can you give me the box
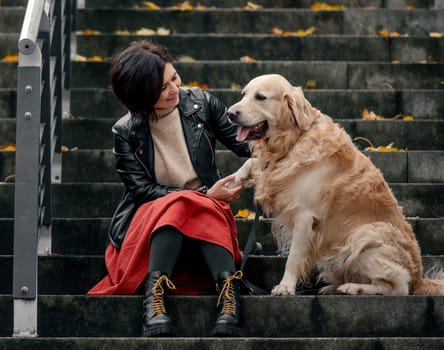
[227,109,238,120]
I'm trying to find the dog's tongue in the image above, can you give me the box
[236,126,252,142]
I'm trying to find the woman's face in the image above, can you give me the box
[154,63,181,111]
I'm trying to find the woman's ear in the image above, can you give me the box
[284,87,314,131]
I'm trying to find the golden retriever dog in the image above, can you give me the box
[227,74,444,296]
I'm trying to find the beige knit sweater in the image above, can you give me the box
[149,108,203,189]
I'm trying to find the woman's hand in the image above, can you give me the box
[206,174,244,203]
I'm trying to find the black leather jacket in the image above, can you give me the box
[108,87,251,248]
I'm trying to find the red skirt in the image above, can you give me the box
[87,190,242,295]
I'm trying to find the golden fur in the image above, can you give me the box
[228,74,444,296]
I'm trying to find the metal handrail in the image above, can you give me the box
[13,0,76,338]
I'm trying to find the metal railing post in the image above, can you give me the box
[13,0,76,337]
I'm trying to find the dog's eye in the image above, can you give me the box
[255,93,266,101]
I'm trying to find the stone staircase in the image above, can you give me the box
[1,0,444,348]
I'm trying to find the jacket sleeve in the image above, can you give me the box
[112,122,182,206]
[203,90,251,158]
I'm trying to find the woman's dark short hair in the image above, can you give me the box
[111,40,173,120]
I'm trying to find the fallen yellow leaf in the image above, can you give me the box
[245,1,263,10]
[430,32,444,38]
[354,137,406,152]
[170,1,193,11]
[310,2,345,10]
[184,81,209,89]
[362,108,403,120]
[306,79,317,89]
[231,83,242,90]
[115,29,131,35]
[79,29,100,35]
[379,28,389,37]
[2,54,19,62]
[235,209,256,219]
[240,55,257,62]
[378,28,408,37]
[269,27,316,37]
[0,143,16,151]
[177,55,195,62]
[73,54,87,61]
[134,27,157,35]
[142,1,160,9]
[156,27,171,35]
[87,56,104,62]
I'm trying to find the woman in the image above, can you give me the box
[87,40,251,338]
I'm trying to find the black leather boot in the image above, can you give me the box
[142,271,176,337]
[211,270,245,337]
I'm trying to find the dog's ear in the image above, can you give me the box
[285,87,315,131]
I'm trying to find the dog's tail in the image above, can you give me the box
[413,266,444,295]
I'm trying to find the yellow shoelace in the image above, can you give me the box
[217,270,243,315]
[151,275,176,314]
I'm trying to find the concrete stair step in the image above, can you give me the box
[1,216,443,255]
[82,0,438,9]
[1,294,444,337]
[1,255,444,295]
[1,118,442,150]
[73,34,442,63]
[2,150,444,184]
[0,337,443,350]
[2,61,442,89]
[2,88,443,120]
[0,182,443,218]
[74,8,443,35]
[1,0,437,9]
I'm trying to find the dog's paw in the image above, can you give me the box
[271,284,296,296]
[336,283,366,295]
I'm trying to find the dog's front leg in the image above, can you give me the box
[272,210,315,296]
[226,158,256,188]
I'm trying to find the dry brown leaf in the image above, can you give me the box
[2,174,15,183]
[0,143,16,151]
[2,54,19,62]
[61,146,78,152]
[240,55,257,62]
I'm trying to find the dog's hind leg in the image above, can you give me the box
[272,210,317,296]
[336,252,411,295]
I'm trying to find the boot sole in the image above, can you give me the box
[211,325,245,337]
[142,324,176,337]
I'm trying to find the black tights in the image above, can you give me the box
[149,225,235,280]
